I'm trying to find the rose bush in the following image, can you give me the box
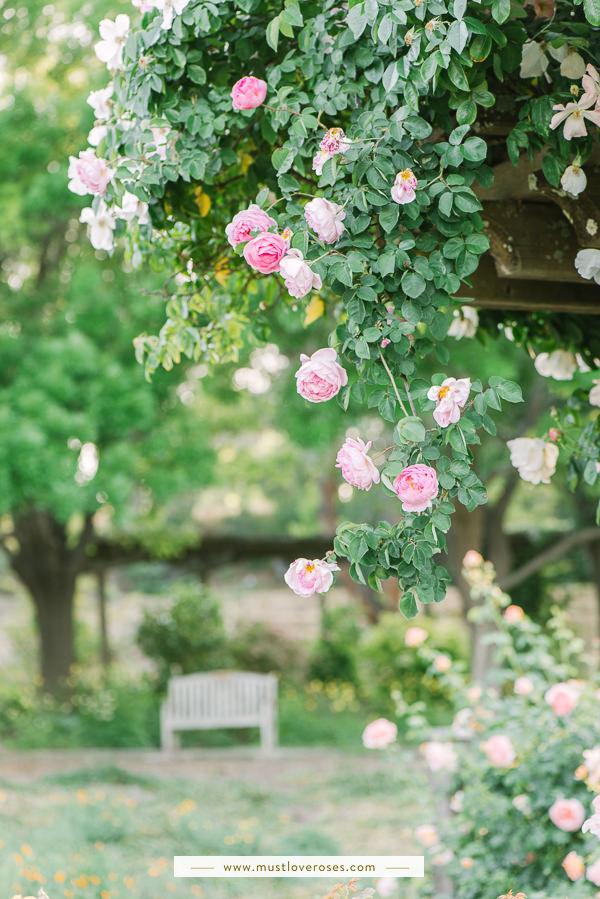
[72,0,600,613]
[387,554,600,899]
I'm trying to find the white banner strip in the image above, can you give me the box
[174,855,424,878]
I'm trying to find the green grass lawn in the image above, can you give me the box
[0,755,426,899]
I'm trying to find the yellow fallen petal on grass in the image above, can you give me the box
[305,295,324,325]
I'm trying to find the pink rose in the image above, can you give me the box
[414,824,438,848]
[405,626,428,647]
[427,377,471,428]
[284,557,339,597]
[226,205,277,247]
[279,249,322,298]
[514,676,534,696]
[375,876,397,897]
[381,338,391,348]
[504,604,524,624]
[548,427,561,442]
[433,654,451,672]
[545,682,578,716]
[587,858,600,887]
[391,168,418,204]
[67,149,114,196]
[362,717,397,749]
[393,464,438,513]
[295,347,347,403]
[463,550,483,568]
[304,197,346,244]
[562,851,585,881]
[243,231,287,274]
[335,437,380,491]
[320,127,350,155]
[312,150,330,176]
[483,734,516,767]
[423,741,457,772]
[231,75,267,110]
[549,798,586,831]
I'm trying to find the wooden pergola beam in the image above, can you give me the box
[458,255,600,314]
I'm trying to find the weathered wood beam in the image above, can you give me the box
[457,254,600,314]
[481,201,594,281]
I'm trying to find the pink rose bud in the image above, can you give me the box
[393,464,438,513]
[279,249,322,299]
[545,682,578,716]
[514,676,534,696]
[548,427,561,442]
[230,75,267,110]
[68,148,114,196]
[391,168,418,204]
[312,149,331,176]
[335,437,380,491]
[284,557,339,597]
[463,550,483,568]
[362,717,397,749]
[427,377,471,428]
[381,338,391,348]
[504,604,524,624]
[320,127,350,155]
[304,197,346,244]
[243,231,287,274]
[483,734,516,768]
[405,626,428,647]
[414,824,438,848]
[225,204,277,247]
[433,654,451,672]
[562,851,585,881]
[549,798,586,832]
[295,347,348,403]
[423,740,457,772]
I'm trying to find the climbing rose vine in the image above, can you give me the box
[72,0,600,614]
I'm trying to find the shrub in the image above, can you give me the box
[136,580,230,688]
[307,605,362,686]
[355,612,467,717]
[228,620,303,681]
[396,555,600,899]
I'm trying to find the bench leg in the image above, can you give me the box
[260,714,277,753]
[161,717,180,751]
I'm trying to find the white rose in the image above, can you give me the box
[507,437,559,485]
[560,50,586,80]
[534,350,578,380]
[561,164,587,197]
[80,202,116,251]
[448,305,478,339]
[575,248,600,284]
[520,41,548,78]
[590,379,600,407]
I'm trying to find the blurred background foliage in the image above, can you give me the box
[0,0,598,746]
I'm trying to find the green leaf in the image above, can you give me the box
[461,136,487,163]
[378,252,396,277]
[448,58,469,92]
[401,271,426,298]
[399,591,418,618]
[395,416,426,443]
[379,204,400,233]
[584,0,600,25]
[488,377,523,403]
[266,15,280,50]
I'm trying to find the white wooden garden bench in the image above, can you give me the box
[160,670,278,752]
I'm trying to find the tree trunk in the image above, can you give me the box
[31,575,76,691]
[9,509,93,692]
[97,570,112,670]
